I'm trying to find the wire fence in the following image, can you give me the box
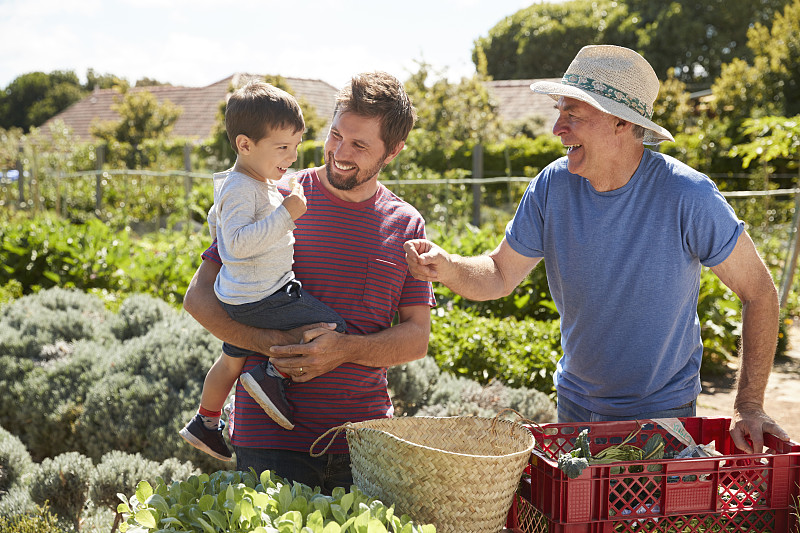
[3,165,800,308]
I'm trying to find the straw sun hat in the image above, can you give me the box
[530,45,674,145]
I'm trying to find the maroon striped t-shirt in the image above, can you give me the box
[202,168,436,453]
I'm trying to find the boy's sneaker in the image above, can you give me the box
[179,414,233,461]
[240,363,295,430]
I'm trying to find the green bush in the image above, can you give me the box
[0,288,222,471]
[29,452,93,529]
[0,214,134,295]
[429,307,562,393]
[414,375,555,422]
[0,504,64,533]
[77,314,223,471]
[0,288,113,360]
[388,356,555,422]
[0,213,209,306]
[88,451,199,513]
[110,293,173,341]
[0,487,37,520]
[430,224,557,321]
[0,426,34,493]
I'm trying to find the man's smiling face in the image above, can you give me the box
[552,96,620,181]
[324,111,394,192]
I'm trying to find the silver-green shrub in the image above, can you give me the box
[29,451,93,528]
[0,288,113,359]
[389,356,556,422]
[88,451,198,513]
[0,426,33,494]
[0,288,223,472]
[110,293,173,341]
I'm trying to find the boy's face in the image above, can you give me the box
[238,126,303,182]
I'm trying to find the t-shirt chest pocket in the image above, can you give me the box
[361,257,406,320]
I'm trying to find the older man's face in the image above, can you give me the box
[552,97,622,183]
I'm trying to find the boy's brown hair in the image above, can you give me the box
[334,71,416,155]
[225,80,304,153]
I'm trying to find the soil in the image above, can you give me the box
[696,322,800,442]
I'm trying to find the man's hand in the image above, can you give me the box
[404,239,452,282]
[268,323,343,382]
[731,402,790,454]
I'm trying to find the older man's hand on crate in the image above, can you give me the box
[731,402,790,454]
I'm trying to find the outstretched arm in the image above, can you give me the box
[710,230,789,453]
[403,237,541,301]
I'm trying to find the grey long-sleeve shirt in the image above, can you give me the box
[208,169,295,305]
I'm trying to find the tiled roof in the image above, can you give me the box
[484,78,561,128]
[43,75,562,144]
[41,74,339,142]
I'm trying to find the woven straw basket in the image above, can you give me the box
[340,416,534,533]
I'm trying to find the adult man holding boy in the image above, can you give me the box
[183,71,435,491]
[404,45,789,454]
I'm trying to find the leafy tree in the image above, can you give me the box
[84,68,129,91]
[91,89,181,168]
[712,0,800,139]
[135,77,168,87]
[202,75,329,171]
[400,61,505,169]
[476,0,790,86]
[652,70,695,136]
[627,0,790,86]
[0,127,24,171]
[474,0,633,81]
[729,115,800,169]
[0,71,85,131]
[202,97,234,171]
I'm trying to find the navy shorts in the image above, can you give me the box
[220,279,346,358]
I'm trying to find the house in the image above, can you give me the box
[41,75,561,145]
[484,78,561,131]
[40,74,339,142]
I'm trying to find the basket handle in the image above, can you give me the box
[493,408,544,434]
[309,422,353,458]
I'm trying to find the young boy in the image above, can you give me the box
[179,81,346,461]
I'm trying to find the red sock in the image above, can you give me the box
[199,406,221,418]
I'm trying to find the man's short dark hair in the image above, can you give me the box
[225,80,304,153]
[334,72,417,154]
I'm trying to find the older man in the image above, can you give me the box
[404,45,788,453]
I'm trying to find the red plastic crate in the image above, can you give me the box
[505,417,800,532]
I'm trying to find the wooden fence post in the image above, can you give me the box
[95,144,105,216]
[472,143,483,227]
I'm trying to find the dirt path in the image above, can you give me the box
[696,322,800,442]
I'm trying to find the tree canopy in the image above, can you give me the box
[0,71,85,131]
[90,89,182,168]
[475,0,790,87]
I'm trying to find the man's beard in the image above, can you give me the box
[325,152,387,191]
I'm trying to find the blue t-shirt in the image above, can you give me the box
[506,149,743,416]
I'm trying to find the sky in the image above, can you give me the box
[0,0,557,90]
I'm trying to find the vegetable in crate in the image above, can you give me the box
[556,428,665,478]
[557,429,592,479]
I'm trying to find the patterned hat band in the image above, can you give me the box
[562,73,652,119]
